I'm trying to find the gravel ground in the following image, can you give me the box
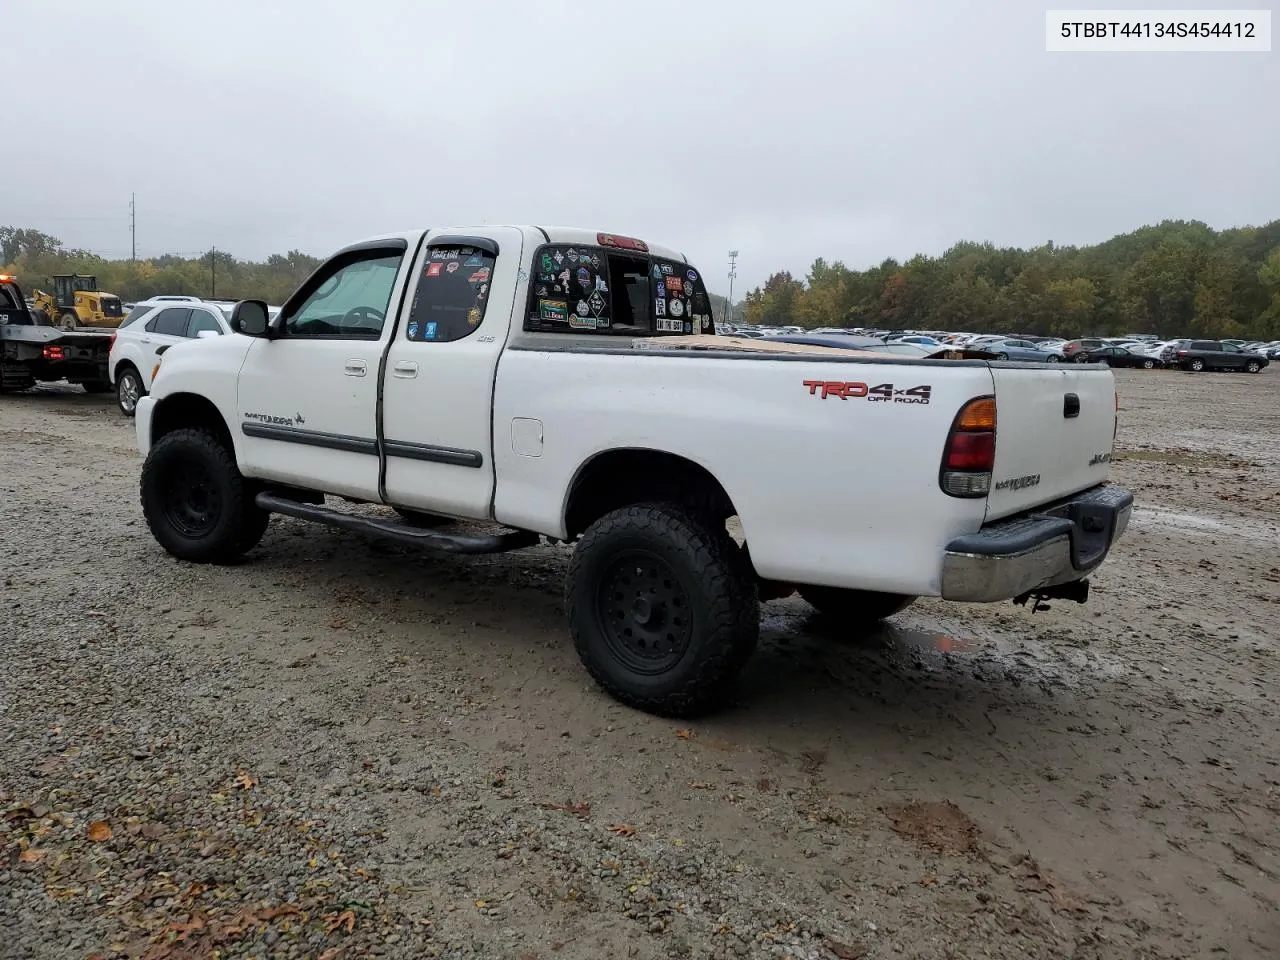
[2,367,1279,960]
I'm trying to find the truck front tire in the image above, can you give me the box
[567,502,759,717]
[140,428,269,563]
[799,585,916,623]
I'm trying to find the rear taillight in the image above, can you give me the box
[1176,350,1188,358]
[940,396,996,498]
[108,332,117,350]
[42,345,64,361]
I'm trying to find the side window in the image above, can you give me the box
[1222,343,1241,353]
[405,245,496,342]
[526,244,615,333]
[284,253,403,339]
[651,257,714,334]
[186,309,221,338]
[119,305,153,328]
[148,307,191,336]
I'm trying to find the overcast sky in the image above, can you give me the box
[3,0,1276,295]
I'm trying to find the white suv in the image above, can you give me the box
[108,299,278,416]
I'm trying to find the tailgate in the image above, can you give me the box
[986,364,1116,521]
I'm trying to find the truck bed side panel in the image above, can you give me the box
[492,348,993,596]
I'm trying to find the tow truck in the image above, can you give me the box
[0,275,113,394]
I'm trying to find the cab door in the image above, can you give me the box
[236,240,416,500]
[380,228,523,519]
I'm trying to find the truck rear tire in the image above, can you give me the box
[566,502,759,717]
[59,312,78,330]
[140,428,269,563]
[799,585,916,623]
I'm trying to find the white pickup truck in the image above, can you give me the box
[133,225,1132,715]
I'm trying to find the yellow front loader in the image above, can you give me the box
[31,274,125,330]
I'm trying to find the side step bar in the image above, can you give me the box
[255,492,541,555]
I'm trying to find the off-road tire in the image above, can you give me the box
[798,585,916,623]
[59,312,78,331]
[393,506,452,528]
[141,428,269,563]
[566,502,758,717]
[116,365,144,416]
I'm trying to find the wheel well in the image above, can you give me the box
[151,393,235,452]
[564,449,736,538]
[113,358,138,381]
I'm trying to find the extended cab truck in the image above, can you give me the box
[133,226,1133,716]
[0,276,113,394]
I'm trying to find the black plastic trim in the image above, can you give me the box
[384,439,483,468]
[1063,393,1080,419]
[241,422,376,455]
[427,234,498,256]
[333,237,410,257]
[945,483,1134,558]
[534,226,550,242]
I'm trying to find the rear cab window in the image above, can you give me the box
[524,242,714,337]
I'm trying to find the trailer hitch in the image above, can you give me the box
[1014,578,1090,613]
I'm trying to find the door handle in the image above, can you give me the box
[140,337,151,343]
[392,361,419,378]
[344,359,367,377]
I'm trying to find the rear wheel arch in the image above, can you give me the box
[563,448,739,540]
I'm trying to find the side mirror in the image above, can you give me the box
[196,329,219,340]
[230,299,270,337]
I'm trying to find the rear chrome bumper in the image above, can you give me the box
[940,484,1133,603]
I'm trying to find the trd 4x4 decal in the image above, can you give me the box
[803,381,932,404]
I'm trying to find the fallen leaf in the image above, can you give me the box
[165,916,206,941]
[235,770,257,791]
[318,950,344,960]
[827,940,869,959]
[324,910,357,935]
[688,780,714,790]
[919,874,937,886]
[543,801,591,818]
[18,848,47,864]
[475,899,489,909]
[675,729,694,740]
[87,821,113,842]
[3,806,34,823]
[608,823,636,836]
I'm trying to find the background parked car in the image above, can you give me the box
[1161,339,1269,373]
[1076,345,1162,368]
[982,337,1064,362]
[1061,338,1107,359]
[108,297,281,415]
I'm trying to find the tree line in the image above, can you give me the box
[741,218,1280,339]
[0,227,322,307]
[6,219,1280,340]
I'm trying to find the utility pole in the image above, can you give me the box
[129,193,136,261]
[210,247,216,298]
[727,250,738,326]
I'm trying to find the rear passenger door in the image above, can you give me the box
[1219,343,1246,369]
[381,229,522,519]
[139,307,191,387]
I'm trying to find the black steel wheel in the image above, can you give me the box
[567,502,758,716]
[140,428,269,563]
